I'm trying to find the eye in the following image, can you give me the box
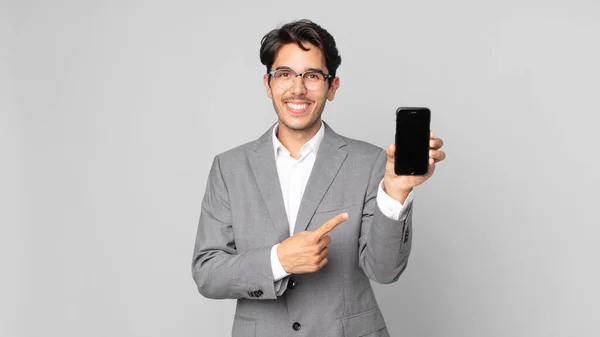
[305,72,323,80]
[276,70,293,78]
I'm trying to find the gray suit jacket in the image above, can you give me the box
[192,122,413,337]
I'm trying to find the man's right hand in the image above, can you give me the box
[277,213,349,274]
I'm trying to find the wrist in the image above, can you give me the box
[276,244,290,274]
[382,178,412,202]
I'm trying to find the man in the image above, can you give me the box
[192,19,446,336]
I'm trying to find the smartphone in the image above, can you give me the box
[394,107,431,176]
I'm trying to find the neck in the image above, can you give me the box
[276,120,322,159]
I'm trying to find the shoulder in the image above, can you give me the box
[340,136,387,173]
[210,140,256,170]
[341,135,383,155]
[209,124,273,172]
[327,124,385,163]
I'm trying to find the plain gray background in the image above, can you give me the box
[3,0,599,336]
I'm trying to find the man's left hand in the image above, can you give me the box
[382,132,446,203]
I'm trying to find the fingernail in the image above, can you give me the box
[342,213,349,219]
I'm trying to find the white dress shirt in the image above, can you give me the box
[269,121,414,283]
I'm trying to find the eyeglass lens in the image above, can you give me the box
[272,70,326,91]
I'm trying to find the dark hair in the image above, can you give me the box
[260,19,342,78]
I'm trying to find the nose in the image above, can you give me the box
[290,75,307,95]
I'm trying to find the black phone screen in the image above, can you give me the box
[394,107,431,176]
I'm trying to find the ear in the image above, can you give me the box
[327,77,340,101]
[263,74,273,98]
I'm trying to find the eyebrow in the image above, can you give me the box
[274,66,326,73]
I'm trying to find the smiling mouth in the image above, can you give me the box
[285,102,311,114]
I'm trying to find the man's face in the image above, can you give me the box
[263,42,340,133]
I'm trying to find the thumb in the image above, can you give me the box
[386,144,395,162]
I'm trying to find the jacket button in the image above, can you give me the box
[288,279,296,290]
[292,322,301,331]
[248,290,263,298]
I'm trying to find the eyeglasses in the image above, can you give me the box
[268,68,333,91]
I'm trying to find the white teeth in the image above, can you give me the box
[287,103,308,110]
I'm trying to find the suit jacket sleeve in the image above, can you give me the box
[191,155,279,300]
[358,149,413,284]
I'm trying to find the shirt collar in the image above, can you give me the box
[272,120,325,158]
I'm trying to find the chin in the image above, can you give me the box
[280,120,305,131]
[288,118,321,131]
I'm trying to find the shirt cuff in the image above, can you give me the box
[270,244,290,282]
[376,179,414,221]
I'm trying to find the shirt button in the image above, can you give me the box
[292,322,301,331]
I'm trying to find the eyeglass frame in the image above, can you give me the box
[267,67,334,91]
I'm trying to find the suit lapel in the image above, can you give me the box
[248,124,290,242]
[294,122,347,234]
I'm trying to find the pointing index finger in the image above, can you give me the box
[313,212,349,238]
